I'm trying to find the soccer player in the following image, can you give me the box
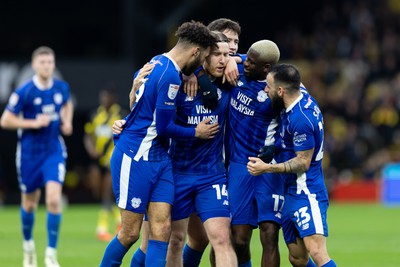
[83,84,124,242]
[226,40,282,267]
[165,31,236,267]
[247,63,337,267]
[99,21,218,267]
[183,18,242,266]
[0,46,73,267]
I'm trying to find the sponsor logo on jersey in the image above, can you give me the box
[168,84,179,100]
[184,96,194,101]
[293,132,307,146]
[131,197,142,209]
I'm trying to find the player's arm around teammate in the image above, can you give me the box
[248,64,336,267]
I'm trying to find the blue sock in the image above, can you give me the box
[183,244,203,267]
[130,247,146,267]
[47,212,61,248]
[145,240,168,267]
[306,257,317,267]
[321,259,336,267]
[100,236,128,267]
[20,207,35,241]
[239,260,252,267]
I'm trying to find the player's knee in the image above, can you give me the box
[150,221,171,241]
[208,230,230,249]
[187,235,209,251]
[259,223,279,247]
[118,228,140,246]
[45,196,61,212]
[289,253,309,267]
[169,232,185,253]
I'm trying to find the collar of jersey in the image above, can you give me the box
[33,75,54,90]
[285,93,303,113]
[163,53,181,73]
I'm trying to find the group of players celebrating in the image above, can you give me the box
[1,17,336,267]
[100,18,337,267]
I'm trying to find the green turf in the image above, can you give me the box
[1,203,399,266]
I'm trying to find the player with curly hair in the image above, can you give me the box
[99,21,218,267]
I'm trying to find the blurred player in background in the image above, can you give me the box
[0,46,73,267]
[247,63,336,267]
[99,21,218,267]
[83,83,124,242]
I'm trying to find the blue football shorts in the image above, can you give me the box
[228,161,284,227]
[281,188,330,244]
[171,171,230,222]
[110,146,174,213]
[17,145,66,193]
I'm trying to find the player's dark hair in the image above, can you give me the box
[32,46,55,60]
[211,31,229,43]
[175,21,216,49]
[208,18,241,36]
[269,64,301,93]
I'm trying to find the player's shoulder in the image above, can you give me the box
[15,79,35,94]
[53,78,70,90]
[291,96,322,125]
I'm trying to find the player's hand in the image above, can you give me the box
[61,121,73,136]
[112,119,126,134]
[195,118,219,139]
[133,62,154,89]
[130,63,154,109]
[183,73,198,97]
[198,74,218,110]
[34,114,51,128]
[222,57,239,86]
[257,145,275,163]
[247,157,268,176]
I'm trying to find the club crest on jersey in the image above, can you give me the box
[54,93,63,105]
[237,80,243,86]
[33,97,42,105]
[257,90,268,102]
[131,197,142,209]
[168,84,179,100]
[217,88,222,100]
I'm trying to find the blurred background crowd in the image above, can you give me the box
[0,0,399,203]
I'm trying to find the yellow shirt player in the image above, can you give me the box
[83,84,125,241]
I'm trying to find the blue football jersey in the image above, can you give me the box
[6,76,70,154]
[170,79,230,174]
[227,74,279,164]
[116,54,192,162]
[277,94,326,195]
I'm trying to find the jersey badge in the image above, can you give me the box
[131,197,142,209]
[257,90,268,102]
[168,84,179,100]
[33,97,42,105]
[54,93,63,105]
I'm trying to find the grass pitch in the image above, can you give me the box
[0,203,399,266]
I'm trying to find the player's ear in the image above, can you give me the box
[192,47,200,58]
